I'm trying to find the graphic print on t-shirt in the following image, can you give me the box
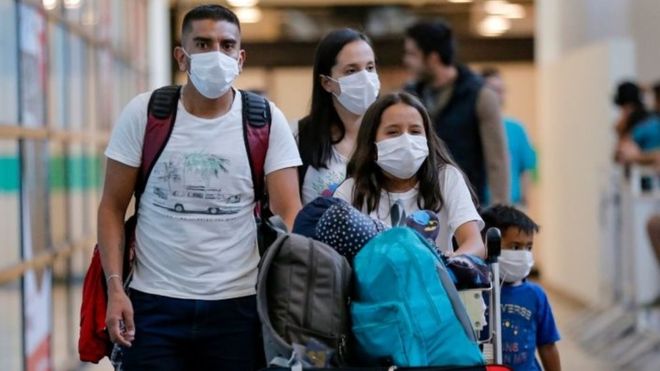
[148,151,242,216]
[312,168,345,198]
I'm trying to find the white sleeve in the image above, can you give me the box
[264,102,303,175]
[442,165,485,235]
[332,178,354,203]
[104,92,151,167]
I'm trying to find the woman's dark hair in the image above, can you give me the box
[346,91,478,214]
[298,28,372,171]
[614,81,648,135]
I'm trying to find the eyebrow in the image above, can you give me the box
[192,36,214,44]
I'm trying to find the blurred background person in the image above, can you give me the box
[482,67,537,208]
[403,20,510,206]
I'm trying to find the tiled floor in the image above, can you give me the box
[1,280,646,371]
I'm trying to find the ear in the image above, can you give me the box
[238,49,246,72]
[320,74,339,95]
[427,51,442,67]
[173,46,188,72]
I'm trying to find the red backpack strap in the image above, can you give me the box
[240,90,272,205]
[137,85,181,198]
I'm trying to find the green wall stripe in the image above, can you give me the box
[0,155,103,193]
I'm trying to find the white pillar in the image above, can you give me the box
[148,0,172,89]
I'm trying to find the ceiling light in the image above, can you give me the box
[478,15,511,37]
[63,0,82,9]
[484,0,526,19]
[447,0,473,3]
[43,0,57,10]
[235,7,262,24]
[228,0,259,7]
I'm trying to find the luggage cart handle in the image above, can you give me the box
[486,227,502,263]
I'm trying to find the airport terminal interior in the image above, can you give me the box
[1,0,660,370]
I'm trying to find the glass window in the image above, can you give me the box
[19,4,47,127]
[0,0,19,124]
[0,140,21,270]
[0,281,23,371]
[48,23,68,129]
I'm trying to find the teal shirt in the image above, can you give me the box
[632,115,660,151]
[485,118,536,205]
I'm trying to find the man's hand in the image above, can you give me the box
[106,286,135,347]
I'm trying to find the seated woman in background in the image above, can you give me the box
[333,92,485,257]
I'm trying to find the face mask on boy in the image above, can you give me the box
[184,49,239,99]
[376,133,429,179]
[330,70,380,115]
[499,250,534,283]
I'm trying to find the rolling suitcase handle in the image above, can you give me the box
[485,228,503,365]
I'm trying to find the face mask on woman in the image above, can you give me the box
[330,70,380,115]
[375,133,429,179]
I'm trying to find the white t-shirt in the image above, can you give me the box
[301,147,348,205]
[333,165,484,251]
[105,89,301,300]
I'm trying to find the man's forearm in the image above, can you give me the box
[97,205,127,293]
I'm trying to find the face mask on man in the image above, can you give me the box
[376,133,429,179]
[499,250,534,284]
[329,70,380,115]
[183,49,239,99]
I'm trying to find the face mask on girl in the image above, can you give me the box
[183,49,239,99]
[376,133,429,179]
[499,250,534,283]
[330,70,380,115]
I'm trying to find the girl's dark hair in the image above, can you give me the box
[346,91,478,213]
[298,28,372,171]
[614,81,648,135]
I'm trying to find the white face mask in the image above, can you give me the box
[331,70,380,115]
[499,250,534,284]
[184,50,239,99]
[376,133,429,180]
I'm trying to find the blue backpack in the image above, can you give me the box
[351,227,484,367]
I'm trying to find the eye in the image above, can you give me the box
[345,68,357,75]
[366,64,376,72]
[196,41,208,49]
[222,41,236,51]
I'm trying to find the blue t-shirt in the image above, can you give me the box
[501,281,560,371]
[631,115,660,151]
[505,118,537,204]
[484,118,536,205]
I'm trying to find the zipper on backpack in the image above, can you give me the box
[303,239,316,328]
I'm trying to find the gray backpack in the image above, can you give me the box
[256,233,352,367]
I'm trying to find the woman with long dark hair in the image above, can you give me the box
[334,92,485,256]
[298,28,380,204]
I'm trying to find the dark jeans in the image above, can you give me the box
[122,290,264,371]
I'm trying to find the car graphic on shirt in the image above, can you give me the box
[152,185,241,215]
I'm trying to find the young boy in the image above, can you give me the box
[481,205,562,371]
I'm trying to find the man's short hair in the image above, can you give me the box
[182,4,240,36]
[481,204,540,235]
[405,21,455,65]
[481,67,501,80]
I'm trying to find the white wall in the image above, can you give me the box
[537,40,635,305]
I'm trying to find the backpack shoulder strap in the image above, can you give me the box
[137,85,181,197]
[240,90,272,203]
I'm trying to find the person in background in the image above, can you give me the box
[297,28,380,205]
[403,20,510,206]
[613,81,649,141]
[617,81,660,164]
[482,67,537,208]
[481,205,561,371]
